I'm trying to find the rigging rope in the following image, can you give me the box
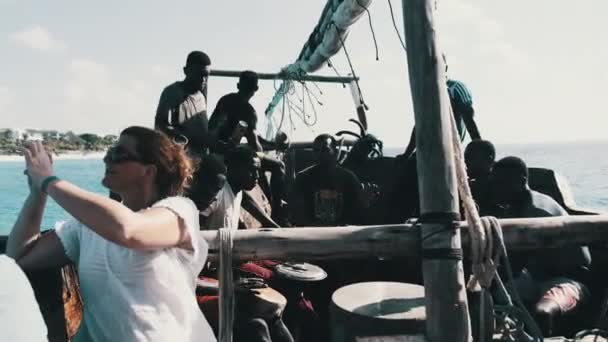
[334,21,369,111]
[218,228,235,342]
[448,104,543,340]
[355,0,379,61]
[387,0,408,53]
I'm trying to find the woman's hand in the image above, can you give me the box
[21,141,54,191]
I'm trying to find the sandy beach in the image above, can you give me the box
[0,151,105,162]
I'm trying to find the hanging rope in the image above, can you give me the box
[448,107,497,290]
[218,228,235,342]
[334,21,369,111]
[387,0,407,53]
[355,0,379,60]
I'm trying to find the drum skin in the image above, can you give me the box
[330,282,426,342]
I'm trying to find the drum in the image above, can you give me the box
[330,282,426,342]
[236,278,288,320]
[274,262,328,282]
[196,276,287,324]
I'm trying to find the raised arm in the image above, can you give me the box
[6,171,71,271]
[23,142,194,251]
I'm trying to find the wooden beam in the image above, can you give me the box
[209,69,358,84]
[401,0,471,341]
[200,215,608,261]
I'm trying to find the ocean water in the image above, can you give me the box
[0,159,106,234]
[0,141,606,234]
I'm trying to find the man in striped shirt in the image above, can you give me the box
[400,58,481,159]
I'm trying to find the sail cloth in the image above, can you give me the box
[264,0,372,139]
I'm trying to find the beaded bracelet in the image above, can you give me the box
[41,175,60,194]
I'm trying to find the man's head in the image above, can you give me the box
[225,146,261,192]
[313,134,338,167]
[183,51,211,91]
[188,155,227,210]
[237,70,259,100]
[490,156,529,205]
[465,140,495,179]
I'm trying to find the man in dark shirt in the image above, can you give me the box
[209,70,262,151]
[290,134,365,227]
[209,71,288,225]
[489,156,591,336]
[464,139,496,215]
[155,51,212,156]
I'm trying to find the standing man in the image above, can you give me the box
[155,50,212,157]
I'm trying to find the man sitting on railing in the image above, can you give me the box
[489,156,592,336]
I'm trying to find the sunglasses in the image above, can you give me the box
[104,145,144,164]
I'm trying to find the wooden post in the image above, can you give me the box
[401,0,472,341]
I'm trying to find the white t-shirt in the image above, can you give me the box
[201,182,243,230]
[55,196,216,342]
[0,255,48,342]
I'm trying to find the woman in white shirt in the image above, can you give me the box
[6,126,216,342]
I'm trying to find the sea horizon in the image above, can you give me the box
[0,140,606,234]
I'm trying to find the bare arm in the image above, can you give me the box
[461,107,481,140]
[155,88,172,133]
[6,179,71,271]
[23,141,193,251]
[46,181,192,251]
[246,128,264,152]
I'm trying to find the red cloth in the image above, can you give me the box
[238,262,274,280]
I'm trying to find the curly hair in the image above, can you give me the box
[120,126,194,198]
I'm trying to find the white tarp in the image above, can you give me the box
[265,0,372,138]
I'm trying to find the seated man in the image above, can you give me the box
[188,154,228,214]
[194,147,294,342]
[290,134,366,227]
[201,146,260,230]
[489,156,592,336]
[208,71,288,225]
[464,139,496,215]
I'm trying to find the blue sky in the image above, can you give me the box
[1,0,607,146]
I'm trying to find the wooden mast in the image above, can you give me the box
[401,0,472,341]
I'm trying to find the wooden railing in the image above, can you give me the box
[200,215,608,261]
